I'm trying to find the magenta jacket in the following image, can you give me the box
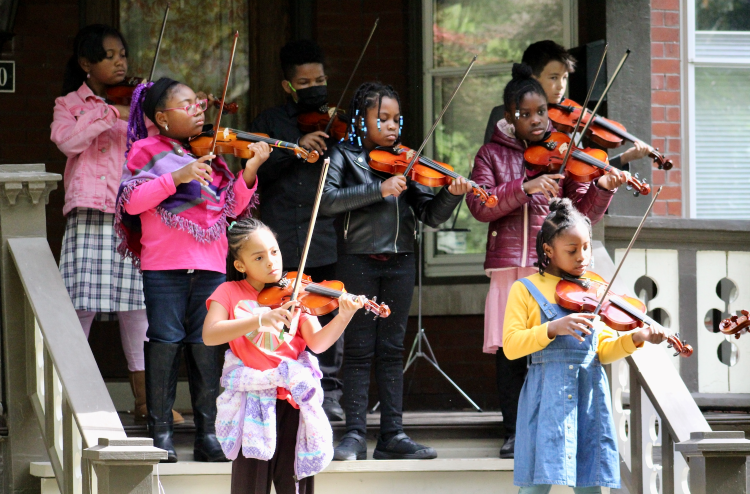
[51,82,156,216]
[467,120,614,271]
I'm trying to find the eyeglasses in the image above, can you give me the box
[159,99,208,116]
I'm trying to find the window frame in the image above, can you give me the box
[421,0,578,277]
[684,1,750,218]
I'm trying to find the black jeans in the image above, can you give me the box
[336,253,415,439]
[496,348,528,435]
[284,263,343,400]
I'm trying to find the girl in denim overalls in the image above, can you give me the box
[502,198,667,493]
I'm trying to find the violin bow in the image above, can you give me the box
[324,18,380,135]
[147,3,171,82]
[592,186,662,316]
[557,42,607,177]
[207,31,240,161]
[403,55,478,178]
[286,158,331,337]
[559,49,631,179]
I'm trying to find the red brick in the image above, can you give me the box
[659,185,682,200]
[665,12,680,26]
[667,137,682,152]
[652,27,680,42]
[653,122,681,137]
[652,74,665,90]
[667,155,681,169]
[666,75,681,90]
[652,43,665,58]
[666,106,681,122]
[653,0,679,10]
[667,201,682,216]
[667,170,681,184]
[652,137,666,151]
[653,59,681,74]
[652,169,666,185]
[652,106,666,122]
[652,11,665,26]
[653,201,668,215]
[653,90,681,105]
[664,42,681,58]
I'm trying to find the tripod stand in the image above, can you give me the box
[370,220,482,413]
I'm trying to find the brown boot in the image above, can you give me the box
[130,371,184,425]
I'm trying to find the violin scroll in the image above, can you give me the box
[625,172,651,197]
[666,335,693,357]
[719,310,750,339]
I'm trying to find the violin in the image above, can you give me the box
[297,107,348,141]
[105,78,239,114]
[719,310,750,339]
[555,271,693,357]
[369,145,498,207]
[524,132,651,197]
[190,126,320,163]
[258,271,391,318]
[548,98,673,171]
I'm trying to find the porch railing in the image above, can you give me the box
[0,164,164,494]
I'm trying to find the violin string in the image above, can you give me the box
[558,42,608,177]
[592,186,662,316]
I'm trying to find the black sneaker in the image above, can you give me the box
[373,433,437,460]
[322,396,345,422]
[500,433,515,459]
[333,431,367,461]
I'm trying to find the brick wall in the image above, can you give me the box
[0,0,79,255]
[651,0,683,216]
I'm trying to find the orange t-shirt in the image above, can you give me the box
[207,280,315,406]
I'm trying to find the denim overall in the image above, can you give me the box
[514,278,620,489]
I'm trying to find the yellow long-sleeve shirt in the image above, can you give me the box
[502,272,640,364]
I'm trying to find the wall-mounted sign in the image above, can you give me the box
[0,61,15,93]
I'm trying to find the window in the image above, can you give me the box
[422,0,577,276]
[687,0,750,218]
[120,1,250,133]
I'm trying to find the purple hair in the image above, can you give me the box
[125,81,154,158]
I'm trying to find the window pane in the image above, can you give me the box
[695,67,750,219]
[120,0,249,132]
[696,0,750,31]
[432,72,510,254]
[433,0,565,67]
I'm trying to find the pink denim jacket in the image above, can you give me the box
[51,82,156,216]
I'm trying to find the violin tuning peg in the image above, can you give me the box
[634,172,640,179]
[667,344,673,349]
[673,351,679,357]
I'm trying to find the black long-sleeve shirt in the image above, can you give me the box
[248,100,338,268]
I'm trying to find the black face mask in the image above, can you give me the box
[295,85,328,112]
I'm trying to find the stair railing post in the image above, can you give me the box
[629,362,644,494]
[83,438,166,494]
[675,431,750,494]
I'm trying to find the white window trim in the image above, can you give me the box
[684,2,750,218]
[421,0,577,277]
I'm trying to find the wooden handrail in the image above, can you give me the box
[8,237,127,448]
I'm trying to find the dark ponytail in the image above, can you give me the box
[62,24,128,96]
[535,198,592,275]
[503,62,547,113]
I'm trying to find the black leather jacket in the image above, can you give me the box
[320,142,463,255]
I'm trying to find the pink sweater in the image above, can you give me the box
[124,172,257,272]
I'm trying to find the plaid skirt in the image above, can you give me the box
[59,208,145,314]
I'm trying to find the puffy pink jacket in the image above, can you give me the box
[50,83,156,215]
[467,120,614,271]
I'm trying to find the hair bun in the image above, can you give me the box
[511,62,534,80]
[548,197,574,214]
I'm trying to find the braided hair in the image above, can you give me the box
[347,82,402,147]
[62,24,129,96]
[535,198,592,275]
[503,63,547,115]
[226,218,276,281]
[125,77,181,157]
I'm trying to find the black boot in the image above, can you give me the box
[145,341,182,463]
[185,343,229,462]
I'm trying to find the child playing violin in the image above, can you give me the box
[115,77,271,463]
[466,63,623,459]
[483,40,649,168]
[51,24,171,426]
[203,218,364,494]
[248,39,343,420]
[504,198,666,493]
[321,82,472,461]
